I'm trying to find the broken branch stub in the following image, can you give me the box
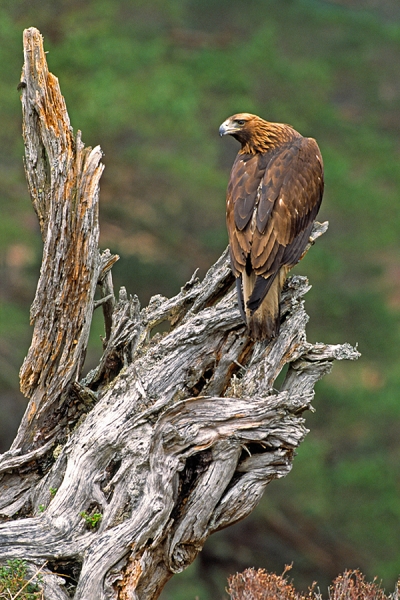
[0,27,360,600]
[15,28,104,451]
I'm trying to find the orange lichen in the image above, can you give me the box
[117,557,142,600]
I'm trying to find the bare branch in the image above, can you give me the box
[14,28,104,452]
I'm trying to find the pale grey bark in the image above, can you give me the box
[0,28,359,600]
[15,27,104,453]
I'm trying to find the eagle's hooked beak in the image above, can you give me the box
[219,119,235,136]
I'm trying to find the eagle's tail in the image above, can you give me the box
[242,268,287,341]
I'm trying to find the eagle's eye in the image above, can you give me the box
[236,119,245,126]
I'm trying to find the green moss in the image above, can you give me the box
[0,559,43,599]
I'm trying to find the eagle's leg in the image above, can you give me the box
[244,268,288,341]
[235,276,246,322]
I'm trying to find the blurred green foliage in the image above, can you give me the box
[1,0,400,597]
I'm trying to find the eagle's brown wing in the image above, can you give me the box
[227,136,323,326]
[226,152,269,276]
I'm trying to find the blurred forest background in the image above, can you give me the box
[1,0,400,598]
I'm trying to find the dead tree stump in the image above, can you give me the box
[0,28,359,600]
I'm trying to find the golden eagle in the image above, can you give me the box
[219,113,324,340]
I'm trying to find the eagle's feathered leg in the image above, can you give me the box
[242,268,288,341]
[235,276,247,322]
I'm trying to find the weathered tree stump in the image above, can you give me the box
[0,28,359,600]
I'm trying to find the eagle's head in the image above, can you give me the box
[219,113,259,144]
[219,112,295,154]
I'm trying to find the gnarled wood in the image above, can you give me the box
[0,28,359,600]
[15,28,104,452]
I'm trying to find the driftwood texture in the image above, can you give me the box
[0,28,360,600]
